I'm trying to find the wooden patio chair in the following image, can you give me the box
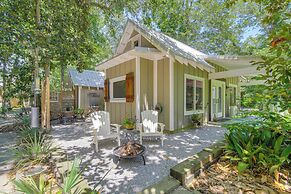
[139,110,165,146]
[90,111,121,152]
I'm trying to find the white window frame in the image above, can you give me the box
[110,75,126,103]
[184,74,205,115]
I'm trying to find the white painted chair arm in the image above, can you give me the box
[157,123,165,133]
[136,123,142,132]
[110,124,121,133]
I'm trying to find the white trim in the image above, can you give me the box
[109,75,126,103]
[238,79,266,86]
[184,74,205,116]
[209,66,265,79]
[96,47,163,71]
[136,57,141,122]
[78,86,82,108]
[169,58,174,130]
[153,60,158,106]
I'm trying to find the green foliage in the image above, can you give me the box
[139,0,263,55]
[123,118,136,129]
[191,114,202,124]
[57,159,83,194]
[223,111,291,175]
[227,0,291,112]
[14,159,102,194]
[74,108,85,117]
[14,130,55,169]
[14,174,49,194]
[241,85,268,109]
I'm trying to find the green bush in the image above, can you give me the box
[223,111,291,175]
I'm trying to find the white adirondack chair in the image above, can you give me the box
[90,111,121,152]
[139,110,165,146]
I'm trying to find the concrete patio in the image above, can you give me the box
[51,122,226,194]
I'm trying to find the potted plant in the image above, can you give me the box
[213,113,218,122]
[74,108,84,119]
[122,118,136,130]
[154,103,163,113]
[191,114,201,127]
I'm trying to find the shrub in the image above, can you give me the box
[14,131,55,169]
[223,111,291,175]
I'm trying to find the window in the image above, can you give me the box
[50,92,58,102]
[88,93,99,107]
[133,40,139,47]
[131,35,141,48]
[184,74,204,115]
[196,80,203,110]
[110,76,126,102]
[186,79,194,111]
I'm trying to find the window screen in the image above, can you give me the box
[196,80,203,110]
[113,80,126,98]
[186,79,194,111]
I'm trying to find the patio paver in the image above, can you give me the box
[51,122,226,194]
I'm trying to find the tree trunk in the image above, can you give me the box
[45,64,50,129]
[2,62,7,114]
[59,65,65,113]
[34,0,40,106]
[41,80,46,128]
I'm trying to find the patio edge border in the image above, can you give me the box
[139,140,225,193]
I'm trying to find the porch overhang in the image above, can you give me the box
[96,47,164,71]
[205,55,264,79]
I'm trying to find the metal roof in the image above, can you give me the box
[68,68,104,88]
[129,20,213,70]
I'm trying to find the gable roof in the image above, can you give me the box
[115,19,214,72]
[68,68,104,88]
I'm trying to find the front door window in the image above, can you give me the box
[211,81,225,120]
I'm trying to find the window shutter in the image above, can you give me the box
[104,78,109,102]
[126,72,134,102]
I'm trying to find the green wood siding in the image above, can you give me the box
[174,61,209,129]
[105,59,136,124]
[140,58,153,111]
[157,58,170,130]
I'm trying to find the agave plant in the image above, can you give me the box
[14,174,50,194]
[14,132,55,169]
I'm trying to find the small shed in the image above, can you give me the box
[68,68,105,112]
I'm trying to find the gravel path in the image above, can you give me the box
[0,131,18,193]
[52,122,226,194]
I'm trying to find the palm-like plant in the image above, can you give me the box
[14,174,49,194]
[57,159,84,194]
[14,132,55,169]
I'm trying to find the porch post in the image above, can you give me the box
[169,58,174,130]
[153,60,158,106]
[78,86,82,109]
[136,57,141,122]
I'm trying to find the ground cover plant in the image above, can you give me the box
[222,111,290,191]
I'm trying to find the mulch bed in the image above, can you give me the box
[190,159,290,194]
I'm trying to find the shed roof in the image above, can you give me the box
[99,19,214,72]
[68,68,104,88]
[127,20,213,70]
